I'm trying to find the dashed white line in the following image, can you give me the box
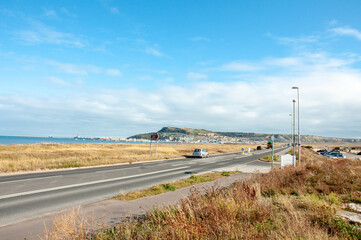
[0,166,188,200]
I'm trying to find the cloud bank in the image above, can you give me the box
[1,52,360,138]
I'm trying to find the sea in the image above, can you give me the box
[0,136,150,145]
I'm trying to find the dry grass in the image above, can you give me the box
[42,207,99,240]
[0,143,271,173]
[309,142,361,150]
[45,147,361,239]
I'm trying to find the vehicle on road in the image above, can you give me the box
[192,149,208,158]
[256,146,262,150]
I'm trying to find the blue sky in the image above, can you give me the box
[0,0,361,138]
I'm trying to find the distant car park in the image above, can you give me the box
[317,149,328,155]
[318,149,345,158]
[192,149,208,158]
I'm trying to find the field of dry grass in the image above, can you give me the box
[43,147,361,239]
[0,143,275,173]
[308,142,361,150]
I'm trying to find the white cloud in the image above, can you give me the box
[109,7,119,14]
[15,21,85,47]
[329,20,338,26]
[48,76,71,86]
[187,72,208,80]
[331,27,361,40]
[47,60,103,75]
[106,69,122,77]
[191,37,210,42]
[264,57,301,67]
[275,35,319,44]
[219,61,261,72]
[61,8,76,17]
[138,75,154,81]
[2,60,361,138]
[47,61,88,75]
[145,47,164,57]
[44,9,57,18]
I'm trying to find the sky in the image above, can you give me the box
[0,0,361,138]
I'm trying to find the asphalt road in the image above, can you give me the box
[0,147,288,227]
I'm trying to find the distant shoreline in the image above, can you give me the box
[0,136,174,145]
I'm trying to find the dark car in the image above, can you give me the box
[317,149,328,154]
[256,146,262,150]
[325,152,346,158]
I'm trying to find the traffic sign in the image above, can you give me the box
[150,133,159,141]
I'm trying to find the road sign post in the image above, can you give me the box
[150,133,160,157]
[271,135,274,168]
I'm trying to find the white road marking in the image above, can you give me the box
[95,166,140,173]
[0,166,188,200]
[171,163,186,167]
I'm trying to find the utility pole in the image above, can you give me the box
[271,135,274,168]
[292,87,301,164]
[292,99,296,166]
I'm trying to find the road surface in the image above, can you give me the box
[0,147,288,227]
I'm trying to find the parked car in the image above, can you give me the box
[317,149,328,155]
[325,152,346,158]
[192,149,208,158]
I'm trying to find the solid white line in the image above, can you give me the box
[0,166,188,200]
[95,166,140,173]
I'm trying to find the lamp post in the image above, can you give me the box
[292,99,296,166]
[292,87,301,164]
[289,113,292,147]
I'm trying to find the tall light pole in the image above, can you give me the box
[292,99,296,166]
[292,87,301,164]
[289,113,292,147]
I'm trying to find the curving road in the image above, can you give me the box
[0,147,288,227]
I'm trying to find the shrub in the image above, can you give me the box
[161,183,175,191]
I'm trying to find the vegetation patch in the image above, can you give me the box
[260,154,280,162]
[113,171,238,201]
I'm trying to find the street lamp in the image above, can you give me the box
[292,87,301,164]
[289,113,292,147]
[292,99,296,166]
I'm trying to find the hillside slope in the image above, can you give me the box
[128,126,360,143]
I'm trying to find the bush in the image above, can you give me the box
[161,183,175,191]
